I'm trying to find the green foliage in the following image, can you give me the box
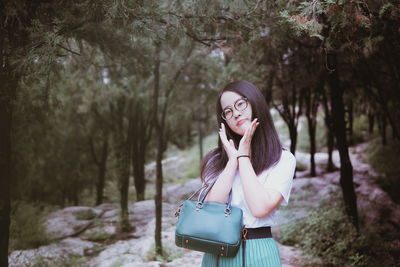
[27,254,87,267]
[297,115,328,153]
[271,109,291,146]
[280,199,399,266]
[295,159,308,171]
[366,138,400,204]
[146,242,183,262]
[118,211,132,233]
[350,114,369,145]
[379,3,394,18]
[164,133,219,183]
[73,209,97,221]
[86,231,115,242]
[9,202,53,251]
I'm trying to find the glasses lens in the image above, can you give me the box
[222,109,233,120]
[235,98,248,111]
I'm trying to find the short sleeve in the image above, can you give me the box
[261,150,296,206]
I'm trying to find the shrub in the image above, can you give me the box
[296,159,308,171]
[28,255,87,267]
[73,209,97,220]
[146,243,183,262]
[86,231,115,242]
[279,199,399,266]
[9,201,53,251]
[366,138,400,204]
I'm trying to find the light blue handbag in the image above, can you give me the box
[175,181,243,257]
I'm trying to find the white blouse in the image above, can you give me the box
[231,150,296,228]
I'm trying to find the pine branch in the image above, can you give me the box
[57,44,81,56]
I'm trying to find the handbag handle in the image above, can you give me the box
[196,179,233,216]
[175,184,207,217]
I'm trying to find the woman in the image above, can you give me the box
[201,80,296,267]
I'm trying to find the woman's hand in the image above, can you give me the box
[238,118,259,156]
[219,123,238,160]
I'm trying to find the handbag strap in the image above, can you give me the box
[186,184,207,201]
[197,179,233,213]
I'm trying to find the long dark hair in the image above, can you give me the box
[200,80,282,184]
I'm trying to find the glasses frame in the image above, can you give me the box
[221,97,249,120]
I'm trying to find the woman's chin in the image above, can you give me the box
[235,124,250,136]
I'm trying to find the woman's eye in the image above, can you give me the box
[224,110,232,117]
[237,100,245,108]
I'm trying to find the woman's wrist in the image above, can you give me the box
[227,158,238,166]
[237,155,250,159]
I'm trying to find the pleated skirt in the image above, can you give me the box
[201,238,281,267]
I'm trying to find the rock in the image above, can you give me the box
[87,216,180,267]
[12,141,398,267]
[129,200,176,235]
[146,157,186,183]
[81,223,117,241]
[278,242,305,267]
[46,206,103,239]
[8,238,95,267]
[87,239,146,267]
[163,250,203,267]
[163,179,202,204]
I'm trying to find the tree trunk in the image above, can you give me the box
[131,101,151,202]
[289,122,297,156]
[378,112,387,146]
[153,43,163,256]
[321,84,335,172]
[116,139,131,232]
[326,130,335,172]
[382,102,399,141]
[111,97,132,232]
[307,118,316,177]
[0,62,16,267]
[327,53,358,229]
[305,82,322,178]
[368,112,375,134]
[73,185,79,206]
[198,116,203,163]
[347,101,354,144]
[133,153,146,201]
[96,138,108,205]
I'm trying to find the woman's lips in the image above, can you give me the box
[236,119,247,126]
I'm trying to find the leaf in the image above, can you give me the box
[379,3,393,18]
[310,33,324,40]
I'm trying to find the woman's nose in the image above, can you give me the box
[233,109,241,118]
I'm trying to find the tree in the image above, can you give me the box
[131,99,153,201]
[1,1,169,264]
[152,39,195,255]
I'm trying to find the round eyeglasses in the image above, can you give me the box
[221,98,248,120]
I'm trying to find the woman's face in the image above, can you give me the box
[220,91,253,136]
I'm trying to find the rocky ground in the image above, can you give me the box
[8,142,400,267]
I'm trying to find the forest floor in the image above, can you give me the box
[8,140,400,267]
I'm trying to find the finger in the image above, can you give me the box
[249,119,258,137]
[219,134,231,151]
[249,118,258,134]
[219,125,231,146]
[220,123,229,140]
[218,129,228,144]
[240,124,251,145]
[229,139,235,148]
[242,120,256,145]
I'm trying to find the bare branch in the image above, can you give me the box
[57,44,81,56]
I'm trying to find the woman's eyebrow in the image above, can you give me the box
[222,98,241,110]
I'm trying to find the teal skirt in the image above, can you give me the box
[201,238,281,267]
